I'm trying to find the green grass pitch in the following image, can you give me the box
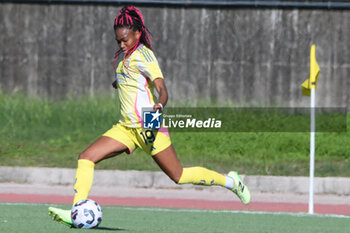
[0,203,349,233]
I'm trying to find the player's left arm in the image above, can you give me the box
[112,80,118,89]
[153,78,168,111]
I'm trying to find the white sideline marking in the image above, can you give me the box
[114,206,350,219]
[0,202,52,206]
[0,202,349,219]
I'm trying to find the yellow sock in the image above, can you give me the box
[73,159,95,205]
[178,167,227,187]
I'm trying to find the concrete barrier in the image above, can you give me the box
[1,166,349,195]
[0,3,348,107]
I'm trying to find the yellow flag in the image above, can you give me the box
[301,44,320,96]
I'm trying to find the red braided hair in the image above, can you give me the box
[113,6,152,69]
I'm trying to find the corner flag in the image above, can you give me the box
[301,44,320,215]
[301,45,320,96]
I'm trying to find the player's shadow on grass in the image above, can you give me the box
[72,226,126,231]
[95,226,127,231]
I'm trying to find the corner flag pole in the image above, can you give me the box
[309,87,316,214]
[301,44,320,215]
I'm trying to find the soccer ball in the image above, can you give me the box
[71,199,103,229]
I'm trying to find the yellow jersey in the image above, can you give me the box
[115,44,164,128]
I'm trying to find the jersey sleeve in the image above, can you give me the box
[135,49,164,81]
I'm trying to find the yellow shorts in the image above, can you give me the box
[102,123,172,156]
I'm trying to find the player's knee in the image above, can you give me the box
[78,151,95,162]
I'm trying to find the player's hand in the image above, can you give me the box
[153,103,163,112]
[112,80,117,89]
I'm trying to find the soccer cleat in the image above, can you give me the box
[48,207,73,227]
[227,171,251,205]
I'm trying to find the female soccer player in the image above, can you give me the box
[49,6,251,227]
